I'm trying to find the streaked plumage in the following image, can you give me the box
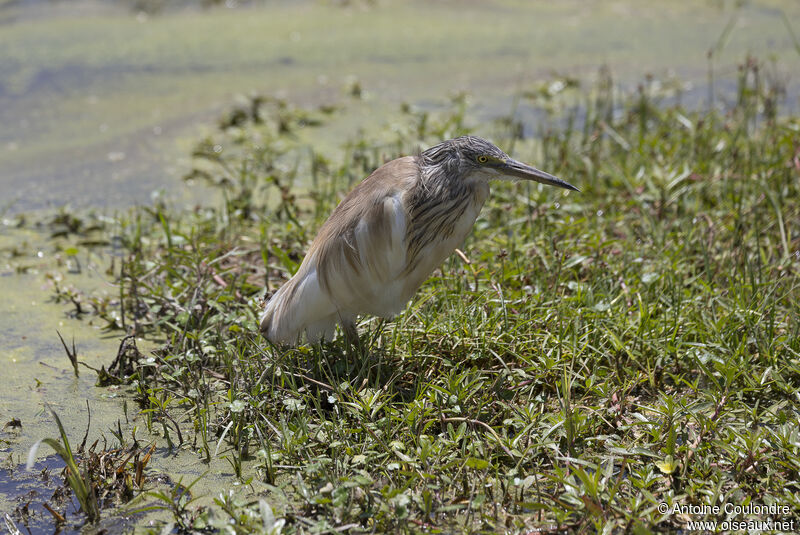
[260,136,577,345]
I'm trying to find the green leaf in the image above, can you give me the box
[655,455,678,475]
[465,457,489,470]
[271,246,299,275]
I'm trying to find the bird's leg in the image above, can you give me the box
[341,317,363,362]
[342,319,359,345]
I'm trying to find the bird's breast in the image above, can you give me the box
[399,180,488,298]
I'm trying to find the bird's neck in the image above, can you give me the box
[465,174,490,209]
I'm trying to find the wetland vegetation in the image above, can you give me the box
[3,0,800,532]
[4,55,799,532]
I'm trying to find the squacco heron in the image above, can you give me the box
[260,136,577,345]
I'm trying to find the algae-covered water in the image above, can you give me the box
[1,0,799,531]
[2,0,799,212]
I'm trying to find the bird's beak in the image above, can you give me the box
[502,159,579,191]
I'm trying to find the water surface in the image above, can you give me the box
[2,0,798,211]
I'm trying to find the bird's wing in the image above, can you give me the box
[260,264,336,344]
[260,156,418,343]
[308,156,419,316]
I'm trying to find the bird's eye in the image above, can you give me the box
[477,155,488,164]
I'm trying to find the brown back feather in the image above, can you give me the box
[310,156,419,295]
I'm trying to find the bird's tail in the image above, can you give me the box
[259,267,337,345]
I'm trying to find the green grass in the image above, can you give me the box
[26,408,101,523]
[43,61,800,532]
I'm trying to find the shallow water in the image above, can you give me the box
[1,0,799,529]
[2,0,799,212]
[0,228,272,530]
[0,228,126,527]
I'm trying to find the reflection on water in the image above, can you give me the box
[0,457,76,534]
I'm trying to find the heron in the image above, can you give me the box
[260,135,577,346]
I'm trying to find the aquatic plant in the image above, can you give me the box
[38,61,800,531]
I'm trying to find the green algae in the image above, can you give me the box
[0,226,278,530]
[2,0,799,211]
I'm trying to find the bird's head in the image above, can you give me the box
[421,136,579,191]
